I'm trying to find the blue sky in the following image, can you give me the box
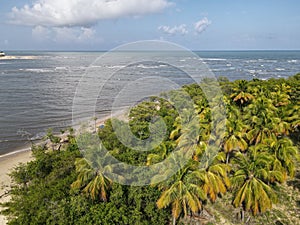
[0,0,299,50]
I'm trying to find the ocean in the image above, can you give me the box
[0,50,300,155]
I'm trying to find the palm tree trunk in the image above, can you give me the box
[172,216,176,225]
[246,216,251,224]
[226,152,230,164]
[241,209,245,222]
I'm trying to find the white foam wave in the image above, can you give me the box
[288,60,298,63]
[55,66,69,70]
[247,70,256,74]
[136,64,163,69]
[246,59,277,63]
[203,58,227,61]
[106,65,126,69]
[258,59,278,63]
[24,68,54,73]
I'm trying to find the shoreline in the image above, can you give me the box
[0,110,127,224]
[0,108,128,159]
[0,146,32,159]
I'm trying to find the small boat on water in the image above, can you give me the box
[0,51,5,57]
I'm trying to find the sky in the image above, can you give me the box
[0,0,299,51]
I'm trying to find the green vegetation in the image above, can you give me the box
[1,74,300,224]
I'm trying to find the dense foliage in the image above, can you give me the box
[1,74,300,224]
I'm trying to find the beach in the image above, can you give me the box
[0,149,33,224]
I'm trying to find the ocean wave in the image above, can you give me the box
[30,132,46,140]
[288,60,298,63]
[55,66,69,71]
[136,64,165,69]
[258,59,278,63]
[211,69,225,72]
[245,69,268,75]
[22,68,54,73]
[247,70,257,74]
[246,59,278,63]
[106,65,126,69]
[202,58,227,61]
[246,60,258,63]
[54,56,76,59]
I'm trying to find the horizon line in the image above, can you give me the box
[2,49,300,52]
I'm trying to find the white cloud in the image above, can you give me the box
[158,24,188,35]
[54,27,98,43]
[158,18,211,37]
[32,25,51,41]
[194,17,211,34]
[78,27,96,41]
[10,0,173,27]
[32,26,98,43]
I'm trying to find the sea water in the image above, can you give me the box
[0,50,299,155]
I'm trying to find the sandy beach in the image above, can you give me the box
[0,149,33,224]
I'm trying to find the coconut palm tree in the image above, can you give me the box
[281,104,300,133]
[253,137,298,180]
[222,114,248,164]
[271,83,291,107]
[230,80,254,106]
[71,142,118,201]
[231,152,279,218]
[170,109,210,161]
[146,142,169,165]
[156,161,206,225]
[71,158,112,201]
[170,116,183,141]
[290,107,300,131]
[245,97,280,144]
[194,153,231,202]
